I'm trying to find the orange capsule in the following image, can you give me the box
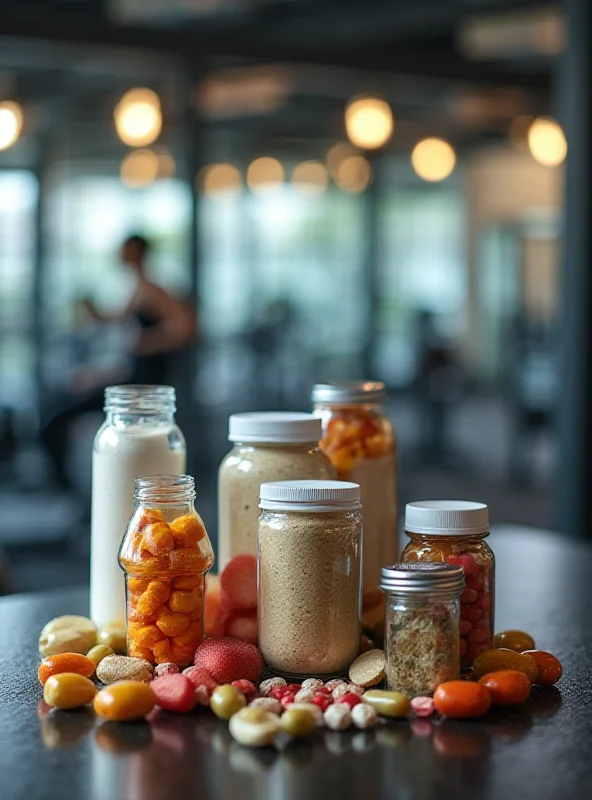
[38,653,96,685]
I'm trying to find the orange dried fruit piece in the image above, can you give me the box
[130,624,166,649]
[170,642,195,667]
[128,577,151,595]
[349,649,386,687]
[153,639,174,664]
[127,643,153,661]
[169,588,201,614]
[171,548,208,572]
[172,620,202,648]
[38,653,96,685]
[137,580,171,617]
[137,508,165,529]
[170,514,206,549]
[142,522,174,557]
[173,575,202,590]
[156,613,191,638]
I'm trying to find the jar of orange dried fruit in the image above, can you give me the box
[118,474,214,667]
[312,381,398,590]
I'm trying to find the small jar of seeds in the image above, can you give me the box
[258,480,362,680]
[380,563,464,697]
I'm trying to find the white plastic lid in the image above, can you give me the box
[405,500,489,536]
[259,480,361,512]
[228,412,322,444]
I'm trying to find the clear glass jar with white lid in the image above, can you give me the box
[90,385,186,629]
[258,480,362,679]
[381,563,464,696]
[217,412,335,569]
[312,381,398,590]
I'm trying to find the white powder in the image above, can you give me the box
[90,425,185,628]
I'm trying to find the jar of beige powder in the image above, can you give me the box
[218,412,335,569]
[258,480,362,679]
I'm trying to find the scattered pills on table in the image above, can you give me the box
[43,673,97,709]
[94,680,156,721]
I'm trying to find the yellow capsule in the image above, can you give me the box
[86,645,115,669]
[43,673,97,709]
[94,681,155,721]
[362,689,411,718]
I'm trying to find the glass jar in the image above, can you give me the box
[400,501,494,669]
[218,412,335,569]
[312,381,398,590]
[118,475,214,667]
[381,563,464,696]
[258,480,362,679]
[90,385,186,629]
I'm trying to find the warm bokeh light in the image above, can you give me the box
[411,138,456,182]
[335,155,373,193]
[291,161,328,194]
[326,142,359,180]
[199,163,242,195]
[345,96,394,150]
[509,115,535,151]
[0,101,23,151]
[156,151,176,179]
[246,157,284,193]
[120,149,160,188]
[115,88,162,147]
[527,117,567,166]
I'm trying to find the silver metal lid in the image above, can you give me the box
[380,563,465,594]
[311,381,385,405]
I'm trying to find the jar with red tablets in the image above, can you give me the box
[400,501,494,669]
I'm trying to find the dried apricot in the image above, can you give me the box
[94,680,155,721]
[170,515,206,548]
[174,575,202,590]
[172,620,202,648]
[472,648,538,682]
[131,623,166,649]
[156,613,190,638]
[137,508,165,529]
[522,650,563,685]
[152,639,174,664]
[433,681,491,719]
[493,630,535,653]
[38,653,95,685]
[478,670,531,705]
[137,580,171,617]
[142,523,174,557]
[169,588,200,614]
[127,643,153,661]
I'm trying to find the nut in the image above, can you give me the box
[301,678,323,692]
[250,697,282,715]
[351,702,378,729]
[324,704,352,731]
[229,706,281,747]
[280,707,317,738]
[96,655,153,684]
[294,687,315,703]
[39,616,97,657]
[332,683,348,700]
[259,677,287,696]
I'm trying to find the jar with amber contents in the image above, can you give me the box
[401,501,494,669]
[118,475,214,667]
[312,381,398,590]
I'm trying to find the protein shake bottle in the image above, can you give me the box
[90,385,186,629]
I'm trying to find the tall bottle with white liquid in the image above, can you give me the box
[90,385,186,629]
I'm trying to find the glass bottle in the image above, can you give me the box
[118,474,214,668]
[90,385,186,629]
[312,381,398,590]
[258,480,362,679]
[400,500,494,669]
[381,563,464,696]
[218,412,335,569]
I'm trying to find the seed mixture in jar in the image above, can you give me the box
[385,604,459,696]
[258,481,362,678]
[380,563,464,697]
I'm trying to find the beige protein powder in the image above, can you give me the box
[218,413,335,569]
[258,480,362,678]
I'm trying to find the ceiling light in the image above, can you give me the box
[345,96,393,150]
[411,138,456,182]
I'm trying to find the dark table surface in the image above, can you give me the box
[1,525,592,800]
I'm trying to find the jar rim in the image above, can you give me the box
[105,385,176,414]
[311,381,385,405]
[380,563,465,594]
[134,474,195,503]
